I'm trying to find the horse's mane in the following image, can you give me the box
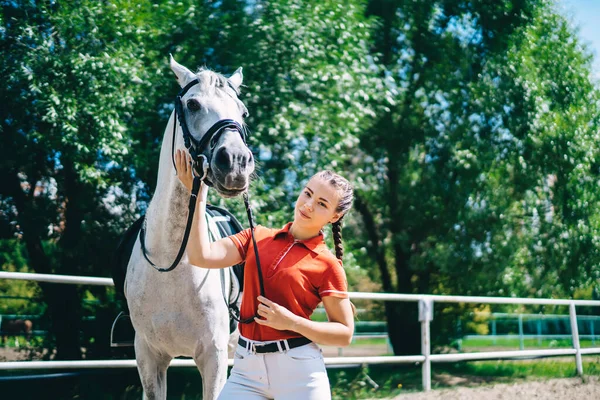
[195,67,248,120]
[195,67,240,96]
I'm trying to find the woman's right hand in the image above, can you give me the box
[175,149,194,192]
[175,150,208,201]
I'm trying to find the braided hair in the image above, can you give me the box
[313,171,357,317]
[312,170,354,260]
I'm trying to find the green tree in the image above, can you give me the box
[354,0,600,354]
[1,1,143,359]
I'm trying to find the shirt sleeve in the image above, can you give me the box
[319,260,349,299]
[228,228,252,260]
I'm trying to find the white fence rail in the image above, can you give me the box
[2,271,600,392]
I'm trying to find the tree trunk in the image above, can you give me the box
[53,160,85,360]
[385,302,420,355]
[386,251,421,355]
[43,284,83,360]
[354,194,393,292]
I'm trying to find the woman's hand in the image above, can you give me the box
[254,296,299,331]
[175,149,194,192]
[175,150,208,201]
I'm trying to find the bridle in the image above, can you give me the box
[139,78,264,325]
[171,78,249,183]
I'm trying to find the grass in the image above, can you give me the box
[329,357,600,399]
[346,336,598,352]
[461,337,597,349]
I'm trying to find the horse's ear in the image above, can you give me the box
[228,67,243,91]
[170,55,197,88]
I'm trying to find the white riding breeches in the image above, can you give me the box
[217,336,331,400]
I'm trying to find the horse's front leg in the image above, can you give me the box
[195,334,229,400]
[135,335,172,400]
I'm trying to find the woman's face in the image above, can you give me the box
[294,177,341,230]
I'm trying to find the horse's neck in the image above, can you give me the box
[144,112,192,266]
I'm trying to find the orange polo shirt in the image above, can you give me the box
[229,222,349,341]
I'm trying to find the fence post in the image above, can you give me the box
[569,303,583,376]
[537,319,542,346]
[591,320,596,346]
[419,299,433,392]
[456,319,462,351]
[518,314,524,350]
[492,319,497,345]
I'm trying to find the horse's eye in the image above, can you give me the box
[186,99,201,112]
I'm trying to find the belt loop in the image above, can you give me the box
[283,339,290,352]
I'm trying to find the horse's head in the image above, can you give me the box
[170,57,254,198]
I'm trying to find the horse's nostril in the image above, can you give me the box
[248,151,254,163]
[215,147,231,169]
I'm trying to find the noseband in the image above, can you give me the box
[171,78,248,182]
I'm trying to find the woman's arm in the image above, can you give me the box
[176,150,243,269]
[255,295,354,347]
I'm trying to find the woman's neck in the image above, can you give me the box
[289,223,321,241]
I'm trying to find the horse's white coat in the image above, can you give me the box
[125,58,251,400]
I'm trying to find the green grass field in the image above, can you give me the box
[460,336,597,349]
[346,335,598,352]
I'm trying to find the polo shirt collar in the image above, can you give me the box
[275,222,327,253]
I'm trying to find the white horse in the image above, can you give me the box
[124,57,254,400]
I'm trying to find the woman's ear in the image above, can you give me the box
[330,213,342,224]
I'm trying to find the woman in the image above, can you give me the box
[176,150,354,400]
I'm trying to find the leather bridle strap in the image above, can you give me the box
[140,176,202,272]
[171,78,247,174]
[172,79,200,172]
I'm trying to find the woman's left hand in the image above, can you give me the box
[254,296,299,331]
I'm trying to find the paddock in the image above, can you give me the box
[2,270,600,396]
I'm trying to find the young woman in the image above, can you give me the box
[176,150,355,400]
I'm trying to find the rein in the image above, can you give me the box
[229,193,265,325]
[139,78,265,324]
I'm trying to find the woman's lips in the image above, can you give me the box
[299,209,310,219]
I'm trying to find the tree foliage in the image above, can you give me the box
[2,0,599,359]
[1,0,144,359]
[353,0,600,353]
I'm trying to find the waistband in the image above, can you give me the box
[238,336,312,354]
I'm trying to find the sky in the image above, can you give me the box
[560,0,600,78]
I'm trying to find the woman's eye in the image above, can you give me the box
[319,202,327,208]
[187,99,201,111]
[304,190,311,197]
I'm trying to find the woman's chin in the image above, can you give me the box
[292,217,309,228]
